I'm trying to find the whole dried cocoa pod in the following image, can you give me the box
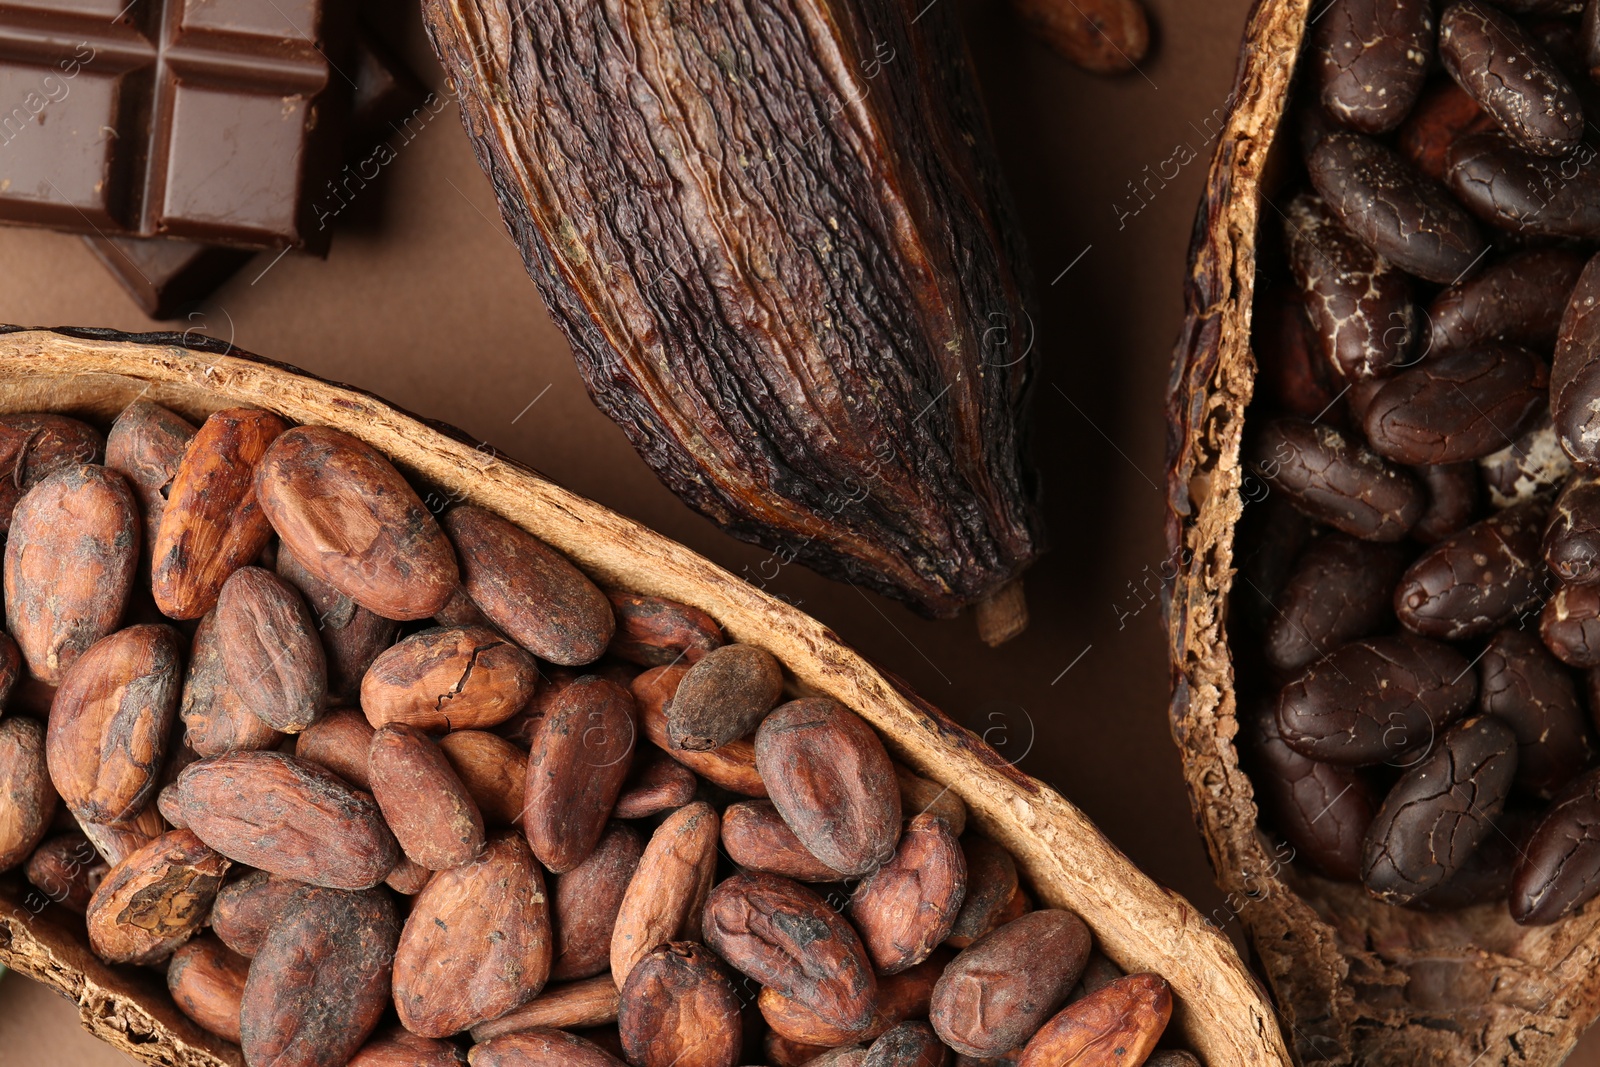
[363,625,541,732]
[667,644,783,751]
[523,675,636,873]
[0,414,105,534]
[0,715,57,870]
[614,749,698,819]
[1014,974,1171,1067]
[255,425,459,620]
[170,751,399,890]
[105,400,196,577]
[945,837,1019,947]
[849,813,966,973]
[618,941,743,1067]
[930,910,1092,1057]
[167,935,249,1043]
[895,766,968,837]
[394,831,553,1037]
[755,698,900,876]
[721,799,846,882]
[552,822,644,981]
[6,464,139,683]
[293,707,376,789]
[472,1028,628,1067]
[85,828,229,964]
[471,975,622,1041]
[702,871,878,1033]
[24,832,106,914]
[443,505,615,666]
[241,885,399,1067]
[606,592,725,667]
[634,666,766,797]
[611,800,720,988]
[369,722,486,870]
[47,624,181,826]
[276,544,401,703]
[438,729,528,826]
[210,869,303,958]
[181,610,284,757]
[151,407,288,619]
[863,1021,950,1067]
[216,565,327,733]
[349,1024,469,1067]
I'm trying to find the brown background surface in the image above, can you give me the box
[0,0,1595,1062]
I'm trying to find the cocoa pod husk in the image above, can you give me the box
[180,610,285,757]
[552,822,643,981]
[363,625,541,732]
[523,675,636,873]
[722,799,845,882]
[255,424,459,620]
[944,837,1018,947]
[170,750,399,889]
[471,975,622,1041]
[755,698,900,876]
[0,414,104,535]
[471,1028,629,1067]
[439,728,529,826]
[849,813,966,973]
[394,831,553,1037]
[166,934,249,1043]
[619,941,743,1067]
[151,407,288,619]
[210,869,304,958]
[6,464,139,683]
[276,544,401,703]
[370,722,486,870]
[216,565,328,732]
[293,707,376,789]
[703,870,877,1033]
[443,504,615,666]
[611,800,719,988]
[1014,974,1171,1067]
[0,715,57,870]
[633,666,766,797]
[613,748,698,819]
[23,832,106,914]
[606,592,725,667]
[349,1024,470,1067]
[863,1021,950,1067]
[894,765,967,838]
[105,400,196,578]
[85,828,229,964]
[666,644,783,751]
[241,884,399,1067]
[47,624,182,826]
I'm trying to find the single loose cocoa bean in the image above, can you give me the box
[210,869,303,958]
[363,626,541,732]
[524,676,636,873]
[370,723,486,870]
[1313,0,1435,134]
[896,766,968,837]
[293,707,376,790]
[945,837,1020,946]
[618,941,743,1067]
[1448,133,1600,240]
[1417,805,1539,911]
[606,592,725,667]
[24,832,105,914]
[471,975,623,1041]
[387,853,434,895]
[667,644,783,751]
[0,715,56,871]
[276,545,400,703]
[722,799,845,882]
[1251,418,1423,541]
[614,749,699,819]
[75,803,165,867]
[611,801,720,988]
[850,814,966,973]
[86,828,229,964]
[180,610,284,758]
[1428,248,1586,355]
[1014,975,1172,1067]
[634,666,766,797]
[438,729,528,826]
[1363,345,1548,465]
[863,1021,949,1067]
[216,565,327,733]
[167,935,249,1043]
[471,1028,628,1067]
[552,822,644,981]
[1546,472,1600,583]
[1396,501,1548,640]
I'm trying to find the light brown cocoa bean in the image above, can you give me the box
[863,1022,950,1067]
[255,425,458,621]
[944,838,1018,947]
[611,800,720,988]
[619,941,743,1067]
[634,666,766,797]
[470,975,622,1041]
[210,870,304,957]
[0,715,57,870]
[0,414,104,535]
[47,624,181,826]
[276,544,400,703]
[293,707,375,789]
[394,831,553,1037]
[76,803,166,866]
[216,565,327,732]
[349,1024,469,1067]
[436,583,495,629]
[722,799,845,882]
[180,610,284,758]
[758,950,948,1047]
[152,407,288,619]
[667,644,783,751]
[443,505,615,666]
[606,592,725,667]
[766,1031,834,1067]
[85,828,229,964]
[552,822,644,980]
[106,400,196,578]
[6,465,139,683]
[614,748,698,819]
[167,934,249,1043]
[0,632,19,713]
[369,723,485,870]
[438,729,528,826]
[387,853,434,895]
[524,675,636,873]
[850,813,965,973]
[1014,974,1171,1067]
[363,625,541,732]
[495,666,574,748]
[170,751,399,890]
[24,832,105,914]
[471,1028,629,1067]
[894,766,967,837]
[803,1046,869,1067]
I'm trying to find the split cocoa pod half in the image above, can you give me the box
[1168,1,1600,1064]
[0,329,1283,1067]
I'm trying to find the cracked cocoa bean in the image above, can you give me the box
[1264,533,1407,672]
[210,869,303,957]
[1363,345,1548,464]
[369,722,485,871]
[181,609,284,757]
[722,799,846,883]
[1546,471,1600,583]
[362,625,541,732]
[1248,704,1379,882]
[611,801,720,988]
[634,665,766,797]
[293,707,376,790]
[1416,805,1539,910]
[167,935,249,1043]
[606,592,725,667]
[276,544,400,703]
[1480,411,1572,507]
[1251,418,1423,540]
[0,414,104,535]
[86,828,229,964]
[1542,581,1600,666]
[552,822,643,982]
[1447,132,1600,239]
[618,941,743,1067]
[849,813,966,974]
[1313,0,1435,134]
[1512,765,1600,922]
[437,729,528,826]
[666,643,783,751]
[216,565,327,733]
[1478,629,1592,796]
[1440,2,1584,157]
[1014,974,1171,1067]
[524,675,636,874]
[1427,248,1586,354]
[0,716,56,872]
[1394,501,1548,640]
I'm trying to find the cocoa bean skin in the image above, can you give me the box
[1542,581,1600,666]
[181,610,284,758]
[754,698,901,877]
[444,505,615,666]
[611,801,720,988]
[702,870,878,1033]
[667,644,783,751]
[863,1021,949,1067]
[1411,463,1480,545]
[1363,345,1548,465]
[0,414,104,535]
[1247,705,1379,882]
[524,675,636,874]
[47,624,182,826]
[1362,715,1519,904]
[722,799,845,882]
[152,407,288,619]
[618,941,743,1067]
[1545,472,1600,583]
[255,425,459,621]
[1512,765,1600,923]
[1014,974,1172,1067]
[0,715,57,871]
[394,831,553,1038]
[24,832,106,914]
[470,975,622,1041]
[634,666,766,797]
[6,464,139,683]
[292,707,376,790]
[606,592,725,667]
[276,545,400,703]
[1428,248,1586,355]
[1481,412,1571,509]
[171,751,399,890]
[614,749,698,819]
[929,910,1091,1057]
[217,566,328,733]
[1440,2,1585,157]
[945,837,1019,946]
[105,400,195,579]
[849,813,966,973]
[1276,634,1477,766]
[85,828,229,965]
[552,822,643,981]
[167,935,249,1043]
[471,1028,629,1067]
[349,1024,469,1067]
[210,869,303,957]
[1264,534,1407,672]
[1313,0,1435,134]
[241,885,399,1067]
[438,729,529,826]
[1447,133,1600,239]
[363,626,541,733]
[1396,501,1548,640]
[370,723,486,870]
[1251,419,1423,541]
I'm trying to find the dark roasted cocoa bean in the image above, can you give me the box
[1308,130,1486,283]
[1512,765,1600,922]
[369,723,486,870]
[945,837,1019,947]
[363,625,541,732]
[606,592,725,667]
[86,828,229,964]
[1412,463,1481,543]
[524,675,636,873]
[0,715,57,871]
[443,505,614,666]
[1264,534,1407,672]
[105,400,195,579]
[551,822,643,981]
[1254,287,1345,420]
[1546,471,1600,582]
[1417,805,1540,910]
[241,885,399,1067]
[210,869,303,957]
[634,665,766,796]
[1542,581,1600,666]
[1440,2,1584,157]
[611,800,720,988]
[276,545,400,703]
[1247,704,1379,882]
[167,935,249,1043]
[614,749,699,819]
[1448,133,1600,239]
[1554,251,1600,467]
[255,425,459,621]
[1481,411,1572,507]
[1427,248,1586,355]
[293,707,376,790]
[216,565,327,733]
[667,644,783,751]
[618,941,742,1067]
[1276,633,1477,766]
[849,813,966,974]
[722,799,846,882]
[1479,628,1592,796]
[181,610,284,757]
[437,729,528,826]
[1251,418,1423,540]
[0,414,104,535]
[472,1029,628,1067]
[1363,345,1548,464]
[349,1024,469,1067]
[1313,0,1436,134]
[1400,79,1499,182]
[24,832,106,914]
[1394,501,1548,639]
[1014,975,1171,1067]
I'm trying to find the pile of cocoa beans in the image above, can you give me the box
[1241,1,1600,920]
[0,403,1187,1067]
